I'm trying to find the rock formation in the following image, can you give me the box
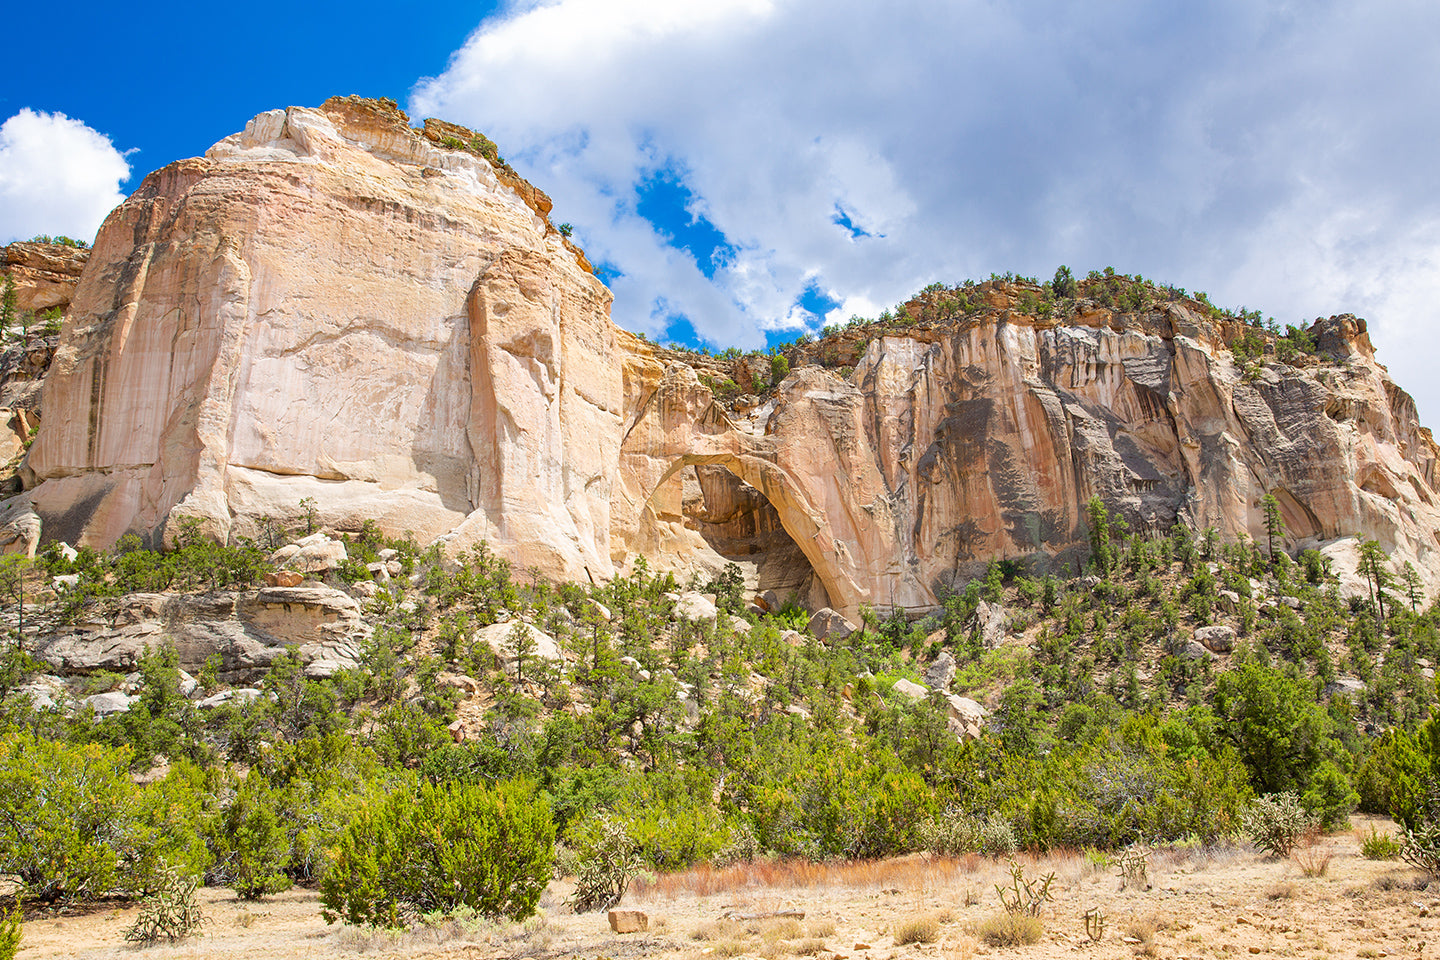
[1,240,89,315]
[4,98,1439,620]
[16,96,626,585]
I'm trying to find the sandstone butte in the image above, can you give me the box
[1,96,1437,621]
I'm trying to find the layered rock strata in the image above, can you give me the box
[1,241,89,315]
[5,98,1438,619]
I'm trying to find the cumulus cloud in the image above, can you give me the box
[0,109,131,245]
[413,0,1440,420]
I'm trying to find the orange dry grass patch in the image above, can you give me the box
[635,853,988,900]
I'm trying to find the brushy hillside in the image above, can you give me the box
[2,270,1440,935]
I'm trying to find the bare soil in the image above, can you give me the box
[15,816,1434,960]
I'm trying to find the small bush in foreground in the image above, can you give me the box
[0,905,21,960]
[976,912,1042,946]
[320,779,553,929]
[1360,826,1401,860]
[892,913,941,945]
[1242,792,1316,857]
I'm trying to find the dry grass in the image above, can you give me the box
[636,852,987,899]
[1294,845,1334,877]
[690,915,825,956]
[690,919,742,941]
[974,912,1042,946]
[1266,880,1297,900]
[805,918,836,938]
[892,912,942,944]
[1123,917,1156,942]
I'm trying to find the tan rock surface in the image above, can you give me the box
[22,97,620,586]
[12,99,1440,620]
[1,240,89,314]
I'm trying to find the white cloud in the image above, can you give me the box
[0,109,131,245]
[413,0,1440,422]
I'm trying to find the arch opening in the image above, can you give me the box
[639,455,834,613]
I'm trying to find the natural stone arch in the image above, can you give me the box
[638,451,860,615]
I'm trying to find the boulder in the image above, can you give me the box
[975,600,1007,648]
[891,678,929,702]
[1177,640,1213,660]
[1324,676,1366,700]
[274,535,347,574]
[608,910,649,933]
[473,621,562,673]
[197,688,264,710]
[17,676,69,711]
[925,651,957,690]
[807,607,857,640]
[945,694,987,739]
[779,629,807,647]
[1194,624,1236,654]
[83,691,135,716]
[266,570,304,587]
[674,591,718,623]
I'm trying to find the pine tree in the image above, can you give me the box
[1403,561,1425,613]
[1358,539,1393,626]
[1261,493,1286,565]
[1086,496,1112,574]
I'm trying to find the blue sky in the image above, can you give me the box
[3,0,1439,425]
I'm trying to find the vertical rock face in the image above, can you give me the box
[19,97,626,583]
[7,99,1439,618]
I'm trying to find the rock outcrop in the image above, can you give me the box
[8,98,1440,621]
[34,585,368,681]
[1,241,89,315]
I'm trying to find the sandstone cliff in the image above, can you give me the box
[14,96,627,587]
[1,240,89,315]
[4,99,1437,620]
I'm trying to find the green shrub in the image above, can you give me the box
[770,354,790,387]
[216,771,292,900]
[1301,759,1358,828]
[0,729,158,904]
[320,778,553,929]
[1242,792,1317,857]
[1360,825,1401,860]
[0,906,20,960]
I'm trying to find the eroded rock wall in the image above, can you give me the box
[14,97,625,583]
[6,99,1438,620]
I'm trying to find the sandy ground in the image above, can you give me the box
[12,816,1435,960]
